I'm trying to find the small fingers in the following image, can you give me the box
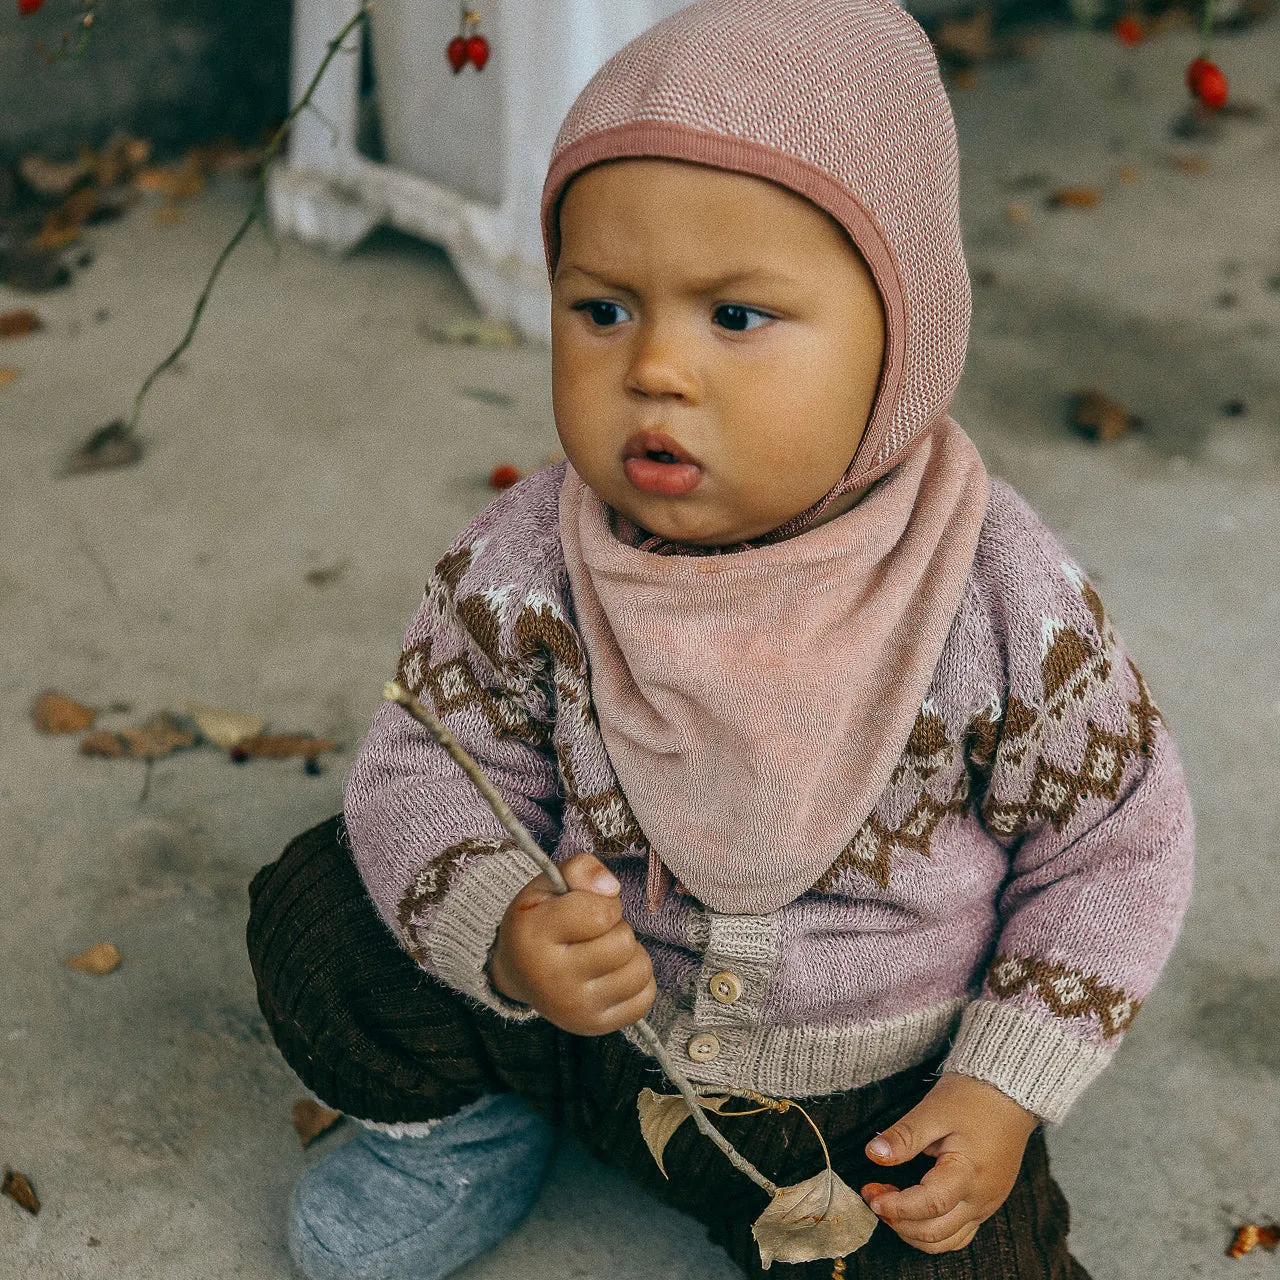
[536,886,624,943]
[868,1154,973,1223]
[569,920,645,979]
[885,1202,976,1248]
[902,1221,980,1256]
[582,946,654,1009]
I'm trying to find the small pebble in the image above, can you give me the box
[1216,292,1239,308]
[1221,399,1246,416]
[230,745,249,764]
[304,757,322,776]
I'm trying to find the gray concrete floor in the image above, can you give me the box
[3,18,1279,1280]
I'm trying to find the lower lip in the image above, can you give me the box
[624,456,703,497]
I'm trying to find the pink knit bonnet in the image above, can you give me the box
[540,0,972,501]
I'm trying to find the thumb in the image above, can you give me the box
[865,1100,952,1166]
[559,852,622,897]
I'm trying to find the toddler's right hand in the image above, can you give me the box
[488,853,656,1036]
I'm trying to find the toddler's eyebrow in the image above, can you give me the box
[557,261,796,293]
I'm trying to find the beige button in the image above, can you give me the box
[686,1033,721,1062]
[709,971,743,1005]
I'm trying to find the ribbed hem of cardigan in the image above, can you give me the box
[423,848,546,1022]
[628,992,968,1099]
[942,1000,1113,1124]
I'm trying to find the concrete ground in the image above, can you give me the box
[2,17,1278,1280]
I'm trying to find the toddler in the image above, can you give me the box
[248,1,1194,1277]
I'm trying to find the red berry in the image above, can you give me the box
[1185,56,1213,94]
[1113,16,1143,45]
[489,463,521,490]
[446,36,468,73]
[18,0,47,14]
[466,34,490,70]
[1194,61,1228,109]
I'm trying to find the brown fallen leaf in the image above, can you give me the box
[184,702,266,750]
[119,712,197,759]
[88,133,152,189]
[637,1089,733,1178]
[1227,1223,1280,1257]
[19,154,90,198]
[421,317,518,347]
[30,185,100,252]
[0,368,16,387]
[66,942,122,975]
[934,8,993,63]
[80,729,126,757]
[65,420,143,474]
[1,1167,40,1215]
[1048,187,1102,209]
[1073,389,1142,443]
[752,1168,879,1268]
[135,153,207,202]
[304,560,348,588]
[32,690,97,734]
[0,308,43,339]
[234,733,338,760]
[293,1099,343,1147]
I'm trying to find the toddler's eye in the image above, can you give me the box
[713,304,771,332]
[574,300,631,327]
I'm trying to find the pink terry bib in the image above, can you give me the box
[559,418,989,916]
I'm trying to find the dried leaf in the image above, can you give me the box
[935,8,993,62]
[65,419,143,473]
[0,308,43,339]
[1227,1223,1280,1257]
[19,154,89,198]
[66,942,121,975]
[119,712,197,759]
[1073,389,1142,442]
[32,690,96,733]
[304,560,348,588]
[752,1168,878,1269]
[235,733,338,760]
[1048,187,1102,209]
[293,1099,343,1146]
[636,1089,732,1178]
[184,702,266,750]
[89,133,152,189]
[422,317,518,347]
[0,368,16,387]
[135,153,207,202]
[30,185,100,252]
[1,1167,40,1215]
[80,729,125,757]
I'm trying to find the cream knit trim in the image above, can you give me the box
[628,992,968,1099]
[425,848,545,1022]
[942,1000,1113,1124]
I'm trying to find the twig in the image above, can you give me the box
[122,2,372,437]
[382,680,776,1195]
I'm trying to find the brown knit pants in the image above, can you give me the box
[247,816,1092,1280]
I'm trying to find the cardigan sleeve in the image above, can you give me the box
[942,489,1195,1123]
[344,493,569,1021]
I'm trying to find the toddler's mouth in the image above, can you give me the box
[622,430,704,497]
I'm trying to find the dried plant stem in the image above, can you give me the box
[124,2,373,436]
[383,680,776,1196]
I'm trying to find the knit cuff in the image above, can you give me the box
[941,1000,1114,1124]
[423,847,545,1022]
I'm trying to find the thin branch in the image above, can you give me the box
[124,2,372,435]
[383,680,776,1195]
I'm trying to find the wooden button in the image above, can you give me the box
[686,1033,720,1062]
[709,971,743,1004]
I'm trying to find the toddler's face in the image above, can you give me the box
[551,158,886,546]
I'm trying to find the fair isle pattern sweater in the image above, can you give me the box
[345,463,1194,1124]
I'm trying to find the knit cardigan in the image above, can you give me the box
[345,462,1194,1124]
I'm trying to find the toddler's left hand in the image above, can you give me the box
[861,1073,1039,1255]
